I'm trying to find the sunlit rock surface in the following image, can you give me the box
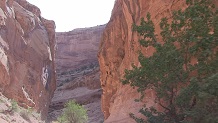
[98,0,192,122]
[0,0,56,119]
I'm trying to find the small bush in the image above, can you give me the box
[10,100,18,113]
[58,100,88,123]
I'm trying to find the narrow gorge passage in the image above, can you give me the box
[48,25,105,123]
[1,0,217,123]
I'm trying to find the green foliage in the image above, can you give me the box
[122,0,218,123]
[10,99,18,113]
[58,100,88,123]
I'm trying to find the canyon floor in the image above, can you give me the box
[48,25,105,123]
[48,64,104,123]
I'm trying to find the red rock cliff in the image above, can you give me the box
[98,0,193,122]
[53,25,105,122]
[0,0,56,119]
[56,25,105,73]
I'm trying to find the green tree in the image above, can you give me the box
[58,100,88,123]
[122,0,218,123]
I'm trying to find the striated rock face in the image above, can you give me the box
[98,0,195,122]
[49,25,105,123]
[56,25,105,73]
[0,0,56,119]
[49,67,104,123]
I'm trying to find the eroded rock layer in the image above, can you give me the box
[98,0,194,122]
[49,67,103,123]
[49,25,105,122]
[56,25,105,73]
[0,0,56,119]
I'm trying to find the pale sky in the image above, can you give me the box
[27,0,115,32]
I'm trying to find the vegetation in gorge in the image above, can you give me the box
[58,100,88,123]
[122,0,218,122]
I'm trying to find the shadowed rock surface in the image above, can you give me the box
[56,25,105,73]
[49,25,105,123]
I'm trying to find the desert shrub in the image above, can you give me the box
[10,100,18,113]
[58,100,88,123]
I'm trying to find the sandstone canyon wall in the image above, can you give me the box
[56,25,105,73]
[98,0,194,122]
[49,25,105,123]
[0,0,56,119]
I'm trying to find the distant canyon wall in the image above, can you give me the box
[56,25,105,73]
[0,0,56,119]
[53,25,105,122]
